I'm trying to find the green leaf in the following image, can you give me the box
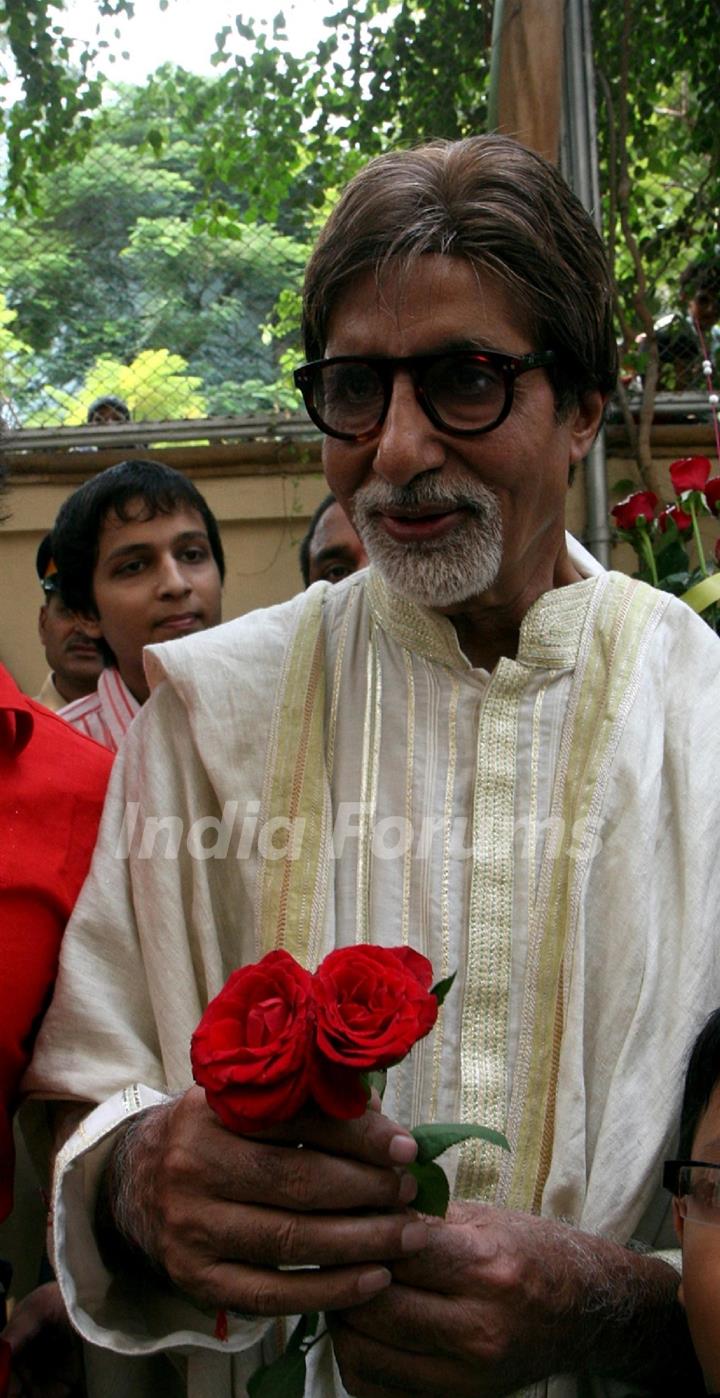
[247,1346,308,1398]
[611,478,642,498]
[406,1159,450,1216]
[430,971,456,1007]
[286,1311,319,1354]
[411,1122,509,1165]
[362,1068,387,1101]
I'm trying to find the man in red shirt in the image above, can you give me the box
[0,466,112,1393]
[0,665,112,1221]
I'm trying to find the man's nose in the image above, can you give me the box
[158,555,191,594]
[372,373,446,486]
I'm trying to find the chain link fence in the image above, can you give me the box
[1,88,718,438]
[0,95,313,437]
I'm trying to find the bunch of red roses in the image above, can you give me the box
[191,945,442,1133]
[611,455,720,627]
[191,946,506,1396]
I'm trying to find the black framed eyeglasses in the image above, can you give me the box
[664,1159,720,1226]
[293,347,556,442]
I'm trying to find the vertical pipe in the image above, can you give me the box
[561,0,612,567]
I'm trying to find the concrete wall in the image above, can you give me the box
[2,423,717,695]
[2,442,327,694]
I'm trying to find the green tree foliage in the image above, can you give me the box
[137,0,493,231]
[24,348,208,426]
[593,0,719,489]
[0,292,32,424]
[0,0,135,208]
[0,87,310,423]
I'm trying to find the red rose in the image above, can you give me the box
[669,456,712,495]
[706,477,720,517]
[313,945,437,1070]
[658,504,693,535]
[191,950,316,1132]
[311,946,438,1117]
[611,491,658,531]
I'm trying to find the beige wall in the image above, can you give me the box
[1,445,327,694]
[2,424,717,695]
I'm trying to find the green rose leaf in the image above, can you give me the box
[429,971,456,1007]
[362,1068,388,1101]
[247,1347,308,1398]
[406,1158,450,1216]
[411,1122,509,1165]
[286,1312,319,1353]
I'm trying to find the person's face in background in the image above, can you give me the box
[307,501,368,584]
[38,591,103,703]
[81,500,223,703]
[688,287,719,334]
[88,403,128,425]
[674,1084,720,1391]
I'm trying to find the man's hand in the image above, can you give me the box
[327,1202,702,1397]
[101,1086,428,1317]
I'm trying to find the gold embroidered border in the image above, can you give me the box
[506,575,667,1213]
[257,588,329,963]
[429,675,460,1123]
[355,618,382,943]
[326,582,360,785]
[455,660,525,1201]
[400,646,416,947]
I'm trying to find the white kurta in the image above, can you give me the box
[25,554,720,1398]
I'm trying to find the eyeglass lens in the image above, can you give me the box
[676,1164,720,1226]
[314,354,508,436]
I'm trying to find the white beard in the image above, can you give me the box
[351,474,503,608]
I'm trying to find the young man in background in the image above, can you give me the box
[53,459,224,752]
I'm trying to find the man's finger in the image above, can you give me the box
[187,1259,395,1316]
[329,1312,465,1397]
[186,1202,428,1269]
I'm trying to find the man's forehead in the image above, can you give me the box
[324,255,533,354]
[99,500,205,539]
[312,501,355,550]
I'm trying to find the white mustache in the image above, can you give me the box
[353,475,494,518]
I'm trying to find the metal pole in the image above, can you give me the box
[561,0,612,568]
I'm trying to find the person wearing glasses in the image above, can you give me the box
[665,1009,720,1395]
[26,136,720,1397]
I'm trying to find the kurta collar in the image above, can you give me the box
[366,567,603,675]
[0,663,34,755]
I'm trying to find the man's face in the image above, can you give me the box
[307,501,368,584]
[83,501,223,702]
[674,1086,720,1390]
[38,593,103,698]
[322,255,603,615]
[689,289,719,333]
[88,403,127,425]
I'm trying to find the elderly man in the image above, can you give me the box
[27,136,719,1397]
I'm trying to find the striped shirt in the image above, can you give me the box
[58,668,141,753]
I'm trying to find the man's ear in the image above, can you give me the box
[38,604,48,642]
[568,390,607,465]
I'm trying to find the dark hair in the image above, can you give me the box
[299,493,336,587]
[301,135,618,413]
[680,255,720,304]
[52,460,225,624]
[678,1008,720,1160]
[87,395,131,422]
